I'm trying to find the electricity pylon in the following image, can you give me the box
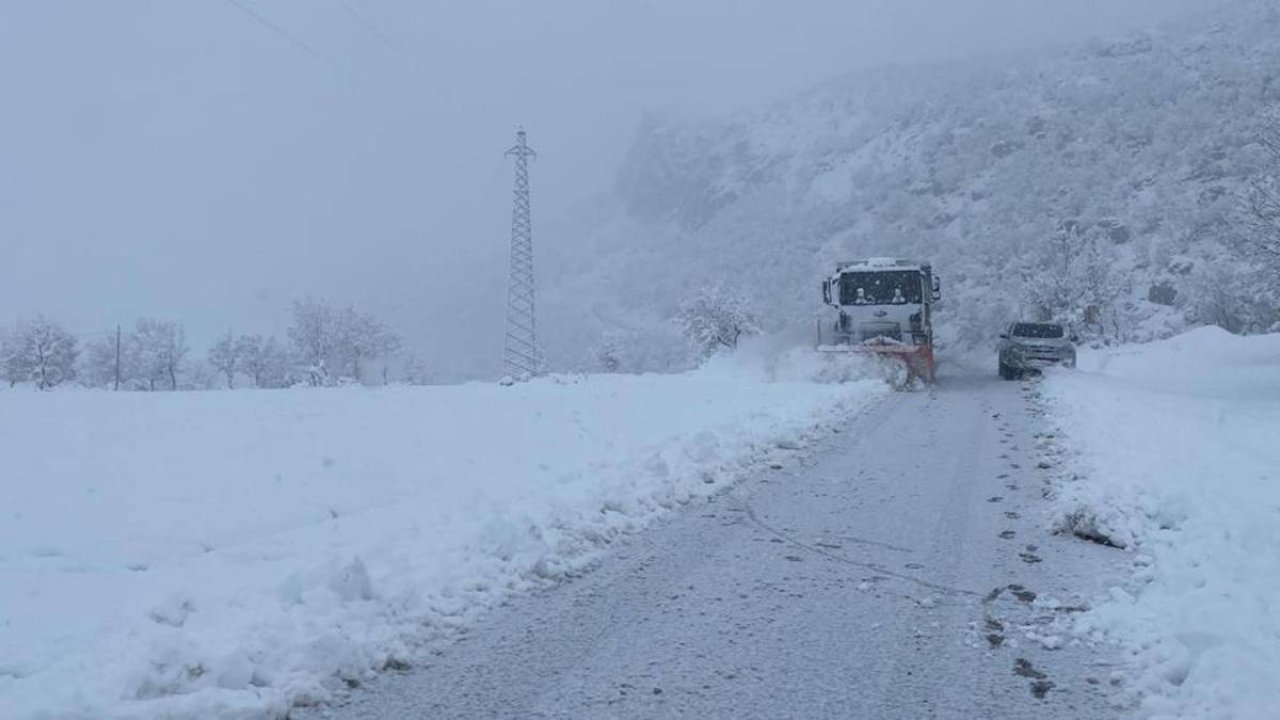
[503,129,540,379]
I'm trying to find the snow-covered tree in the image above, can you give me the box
[593,331,626,373]
[182,359,220,391]
[674,285,761,359]
[1,316,78,390]
[1243,174,1280,263]
[1021,223,1128,340]
[288,298,335,385]
[131,319,187,391]
[333,305,401,384]
[80,336,119,389]
[0,326,25,387]
[1239,108,1280,320]
[285,299,402,385]
[400,354,433,385]
[236,334,291,389]
[1182,263,1251,333]
[82,330,147,390]
[206,332,239,389]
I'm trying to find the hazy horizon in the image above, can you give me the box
[0,0,1223,378]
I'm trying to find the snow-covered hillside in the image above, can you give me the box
[0,355,885,719]
[1041,328,1280,718]
[543,0,1280,371]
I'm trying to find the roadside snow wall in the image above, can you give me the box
[1041,327,1280,719]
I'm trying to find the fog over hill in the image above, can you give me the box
[541,0,1280,373]
[0,0,1263,383]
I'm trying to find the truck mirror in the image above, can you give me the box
[822,280,831,305]
[931,276,941,301]
[999,333,1009,339]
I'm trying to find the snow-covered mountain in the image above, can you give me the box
[542,0,1280,372]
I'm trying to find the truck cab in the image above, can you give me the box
[821,258,940,348]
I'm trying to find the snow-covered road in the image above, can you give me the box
[310,370,1126,719]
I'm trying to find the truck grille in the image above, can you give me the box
[860,321,902,342]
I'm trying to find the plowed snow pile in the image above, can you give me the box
[0,358,885,719]
[1042,327,1280,719]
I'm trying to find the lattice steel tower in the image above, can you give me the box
[503,129,540,379]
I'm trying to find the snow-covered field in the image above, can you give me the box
[0,352,887,720]
[1041,328,1280,719]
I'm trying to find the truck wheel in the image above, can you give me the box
[998,361,1014,380]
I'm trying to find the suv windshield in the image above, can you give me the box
[1012,323,1065,339]
[839,271,922,305]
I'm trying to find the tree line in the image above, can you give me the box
[0,299,405,391]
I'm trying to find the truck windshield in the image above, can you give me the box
[1012,323,1064,339]
[839,271,922,305]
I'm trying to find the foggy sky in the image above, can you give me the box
[0,0,1222,377]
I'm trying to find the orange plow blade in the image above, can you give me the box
[816,342,936,385]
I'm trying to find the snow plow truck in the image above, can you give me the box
[817,258,941,384]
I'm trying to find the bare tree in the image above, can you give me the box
[674,285,761,359]
[1,316,79,390]
[207,332,239,389]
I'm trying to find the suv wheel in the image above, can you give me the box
[998,360,1017,381]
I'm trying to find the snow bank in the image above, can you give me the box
[0,361,886,719]
[1040,327,1280,719]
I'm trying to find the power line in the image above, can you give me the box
[219,0,344,72]
[336,0,399,53]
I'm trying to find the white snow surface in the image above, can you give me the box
[1041,328,1280,719]
[0,352,887,719]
